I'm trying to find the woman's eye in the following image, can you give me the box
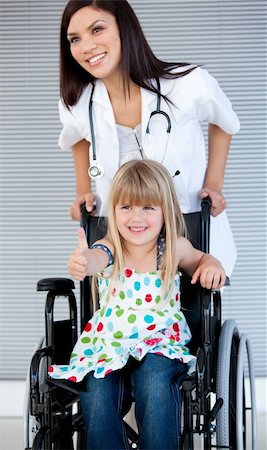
[121,205,130,210]
[92,26,103,34]
[144,206,155,211]
[69,36,79,44]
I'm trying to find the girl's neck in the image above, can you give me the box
[122,241,158,272]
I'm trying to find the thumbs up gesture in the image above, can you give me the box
[67,227,89,281]
[77,227,89,252]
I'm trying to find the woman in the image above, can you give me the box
[58,0,240,276]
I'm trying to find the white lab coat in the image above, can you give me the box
[58,67,240,276]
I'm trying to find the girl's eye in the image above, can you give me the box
[121,205,130,210]
[144,206,155,211]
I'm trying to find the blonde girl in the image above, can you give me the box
[49,160,225,450]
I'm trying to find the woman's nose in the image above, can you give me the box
[80,37,97,54]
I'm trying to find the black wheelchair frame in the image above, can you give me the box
[24,200,257,450]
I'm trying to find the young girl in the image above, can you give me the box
[49,159,225,450]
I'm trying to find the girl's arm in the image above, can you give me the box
[199,124,232,217]
[67,228,114,281]
[69,139,96,221]
[177,236,226,289]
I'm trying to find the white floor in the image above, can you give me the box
[0,414,266,450]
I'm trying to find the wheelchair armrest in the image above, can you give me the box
[37,278,75,294]
[182,374,196,392]
[30,345,53,415]
[30,345,53,388]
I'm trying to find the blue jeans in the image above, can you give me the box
[79,354,188,450]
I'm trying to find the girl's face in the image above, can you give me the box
[115,202,164,249]
[67,6,122,83]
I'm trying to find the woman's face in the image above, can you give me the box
[67,6,122,83]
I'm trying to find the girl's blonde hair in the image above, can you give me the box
[103,159,186,299]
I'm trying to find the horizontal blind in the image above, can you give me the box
[0,0,266,379]
[0,0,78,379]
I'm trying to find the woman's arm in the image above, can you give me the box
[67,228,113,281]
[177,236,226,289]
[199,124,232,217]
[69,139,96,221]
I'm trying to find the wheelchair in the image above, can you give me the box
[23,199,257,450]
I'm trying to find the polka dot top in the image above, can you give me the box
[48,244,195,382]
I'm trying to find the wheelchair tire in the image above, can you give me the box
[236,334,257,450]
[216,319,240,448]
[23,336,45,450]
[216,320,257,450]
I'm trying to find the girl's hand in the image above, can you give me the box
[69,193,96,221]
[199,187,226,217]
[191,254,226,289]
[67,228,90,281]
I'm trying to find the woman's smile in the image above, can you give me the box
[86,52,107,66]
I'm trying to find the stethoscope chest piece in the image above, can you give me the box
[88,162,104,180]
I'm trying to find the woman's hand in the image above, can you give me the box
[199,187,227,217]
[191,254,226,289]
[69,192,96,221]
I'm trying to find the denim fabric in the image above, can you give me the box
[79,354,187,450]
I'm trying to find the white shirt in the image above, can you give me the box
[58,67,240,275]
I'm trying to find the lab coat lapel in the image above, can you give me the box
[141,87,157,159]
[92,80,120,177]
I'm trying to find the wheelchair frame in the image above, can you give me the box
[24,200,257,450]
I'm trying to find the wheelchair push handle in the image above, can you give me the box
[80,201,96,228]
[201,196,212,222]
[200,197,211,254]
[80,198,212,224]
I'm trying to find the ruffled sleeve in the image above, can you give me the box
[196,68,240,134]
[58,99,85,151]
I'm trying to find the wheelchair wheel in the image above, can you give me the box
[236,334,257,450]
[216,320,257,450]
[23,336,46,450]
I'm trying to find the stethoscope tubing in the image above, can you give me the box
[88,79,172,179]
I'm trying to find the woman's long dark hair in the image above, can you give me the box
[60,0,196,107]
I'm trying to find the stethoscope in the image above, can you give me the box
[88,78,172,180]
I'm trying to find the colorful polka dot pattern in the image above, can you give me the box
[49,267,195,382]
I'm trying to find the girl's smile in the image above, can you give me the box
[128,226,147,233]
